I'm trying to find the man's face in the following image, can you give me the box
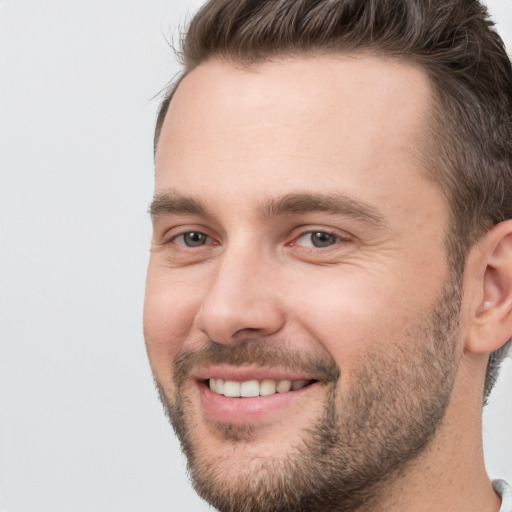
[144,56,462,511]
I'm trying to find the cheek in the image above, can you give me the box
[288,267,443,374]
[143,264,202,379]
[291,286,382,371]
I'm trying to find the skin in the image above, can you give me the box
[144,55,510,511]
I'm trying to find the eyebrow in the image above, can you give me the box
[261,192,386,227]
[149,193,209,219]
[149,191,385,227]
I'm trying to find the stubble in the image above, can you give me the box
[156,280,462,512]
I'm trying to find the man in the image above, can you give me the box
[143,0,512,510]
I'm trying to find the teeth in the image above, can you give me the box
[240,380,260,397]
[276,380,292,393]
[291,379,309,390]
[208,378,310,397]
[214,378,224,395]
[223,381,241,397]
[260,379,276,396]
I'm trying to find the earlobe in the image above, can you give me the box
[466,219,512,354]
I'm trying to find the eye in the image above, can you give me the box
[294,231,340,248]
[174,231,211,247]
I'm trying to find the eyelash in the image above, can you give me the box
[290,230,343,249]
[168,229,345,250]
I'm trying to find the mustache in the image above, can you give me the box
[172,339,340,385]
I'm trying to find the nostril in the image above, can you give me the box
[231,326,263,339]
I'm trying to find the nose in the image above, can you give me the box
[194,248,286,344]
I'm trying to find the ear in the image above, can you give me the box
[465,219,512,354]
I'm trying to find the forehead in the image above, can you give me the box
[155,55,437,218]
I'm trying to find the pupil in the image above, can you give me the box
[312,232,335,247]
[184,232,206,247]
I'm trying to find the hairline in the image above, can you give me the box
[153,49,456,237]
[155,49,447,177]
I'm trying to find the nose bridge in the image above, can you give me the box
[195,240,285,343]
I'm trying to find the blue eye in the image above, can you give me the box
[296,231,340,248]
[177,232,209,247]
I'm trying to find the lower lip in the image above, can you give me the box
[197,382,316,424]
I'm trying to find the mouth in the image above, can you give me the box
[193,371,321,425]
[208,377,315,397]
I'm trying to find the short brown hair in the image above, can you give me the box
[154,0,512,401]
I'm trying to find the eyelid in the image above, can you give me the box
[288,227,351,247]
[158,224,219,246]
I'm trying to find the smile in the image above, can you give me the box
[208,378,313,397]
[196,372,322,424]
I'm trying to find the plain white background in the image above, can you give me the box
[0,1,511,511]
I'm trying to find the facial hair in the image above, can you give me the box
[155,280,462,512]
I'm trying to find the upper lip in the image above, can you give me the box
[192,366,317,383]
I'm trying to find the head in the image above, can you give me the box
[145,1,512,511]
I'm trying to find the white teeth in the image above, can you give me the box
[209,378,311,397]
[223,381,241,397]
[240,380,260,397]
[260,379,277,396]
[209,378,225,395]
[276,380,292,393]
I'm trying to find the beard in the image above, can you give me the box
[155,279,462,512]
